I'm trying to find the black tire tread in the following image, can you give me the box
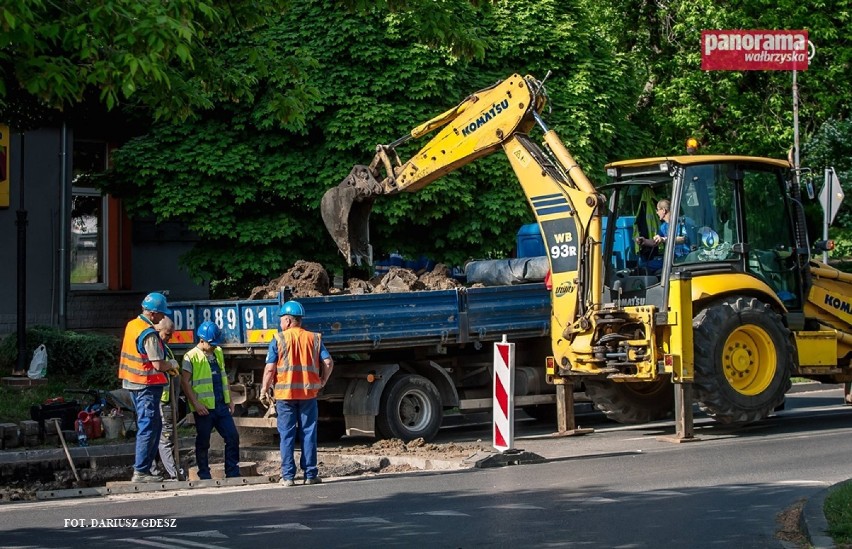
[693,296,793,424]
[584,378,674,424]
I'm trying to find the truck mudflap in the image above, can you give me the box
[342,363,400,437]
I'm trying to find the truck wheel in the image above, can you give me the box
[377,374,443,442]
[583,377,674,424]
[693,296,793,424]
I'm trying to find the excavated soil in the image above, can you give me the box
[247,261,460,300]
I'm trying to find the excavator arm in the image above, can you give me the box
[322,74,545,266]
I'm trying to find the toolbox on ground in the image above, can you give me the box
[30,400,80,438]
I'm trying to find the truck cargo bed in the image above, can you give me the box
[169,283,550,354]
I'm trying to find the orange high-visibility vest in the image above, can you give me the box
[274,327,323,400]
[118,316,168,386]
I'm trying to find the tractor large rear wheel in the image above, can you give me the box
[693,296,793,424]
[584,377,674,424]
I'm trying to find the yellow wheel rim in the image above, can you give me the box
[722,324,776,396]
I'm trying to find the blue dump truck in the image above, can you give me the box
[169,282,555,442]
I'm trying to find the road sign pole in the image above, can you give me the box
[793,69,800,176]
[824,167,831,263]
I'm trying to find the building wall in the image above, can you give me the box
[0,125,209,339]
[65,291,146,338]
[0,129,65,334]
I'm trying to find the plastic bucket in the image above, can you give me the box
[102,416,124,439]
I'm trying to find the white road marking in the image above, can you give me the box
[322,517,390,524]
[174,530,229,538]
[482,503,546,510]
[586,496,619,503]
[251,523,312,530]
[774,480,831,486]
[144,536,218,548]
[118,538,220,548]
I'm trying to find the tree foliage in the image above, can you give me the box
[0,0,490,127]
[618,0,852,156]
[89,0,852,294]
[803,118,852,255]
[104,0,642,295]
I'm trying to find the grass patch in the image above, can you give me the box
[825,482,852,545]
[0,374,88,424]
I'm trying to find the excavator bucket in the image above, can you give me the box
[321,165,381,266]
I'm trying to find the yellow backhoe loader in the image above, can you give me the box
[321,73,852,426]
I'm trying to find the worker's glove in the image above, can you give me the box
[259,392,273,408]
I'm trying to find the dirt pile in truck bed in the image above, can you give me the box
[248,260,331,299]
[248,261,460,299]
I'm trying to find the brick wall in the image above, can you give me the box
[66,291,147,338]
[0,313,55,337]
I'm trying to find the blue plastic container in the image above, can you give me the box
[516,223,546,258]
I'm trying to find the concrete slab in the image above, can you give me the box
[41,475,276,500]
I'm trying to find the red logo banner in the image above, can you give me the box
[702,30,809,71]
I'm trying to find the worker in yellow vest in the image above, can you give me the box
[180,321,240,479]
[260,301,334,487]
[118,292,172,483]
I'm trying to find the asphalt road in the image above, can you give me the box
[1,387,850,548]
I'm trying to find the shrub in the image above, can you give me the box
[0,326,121,390]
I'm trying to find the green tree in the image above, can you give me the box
[620,0,852,157]
[102,0,852,295]
[1,0,483,127]
[105,0,642,295]
[803,118,852,256]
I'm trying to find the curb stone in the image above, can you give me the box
[802,479,852,549]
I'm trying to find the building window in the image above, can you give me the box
[71,141,108,287]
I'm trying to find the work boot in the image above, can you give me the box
[131,471,164,483]
[279,479,296,487]
[304,477,322,485]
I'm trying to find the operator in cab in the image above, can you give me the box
[635,198,691,273]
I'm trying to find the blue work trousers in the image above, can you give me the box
[276,399,318,481]
[193,404,241,479]
[130,385,164,474]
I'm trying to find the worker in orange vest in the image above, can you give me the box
[118,292,174,483]
[260,301,334,486]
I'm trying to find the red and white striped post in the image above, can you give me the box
[493,334,515,453]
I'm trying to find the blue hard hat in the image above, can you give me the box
[141,292,172,315]
[197,321,221,345]
[278,300,305,317]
